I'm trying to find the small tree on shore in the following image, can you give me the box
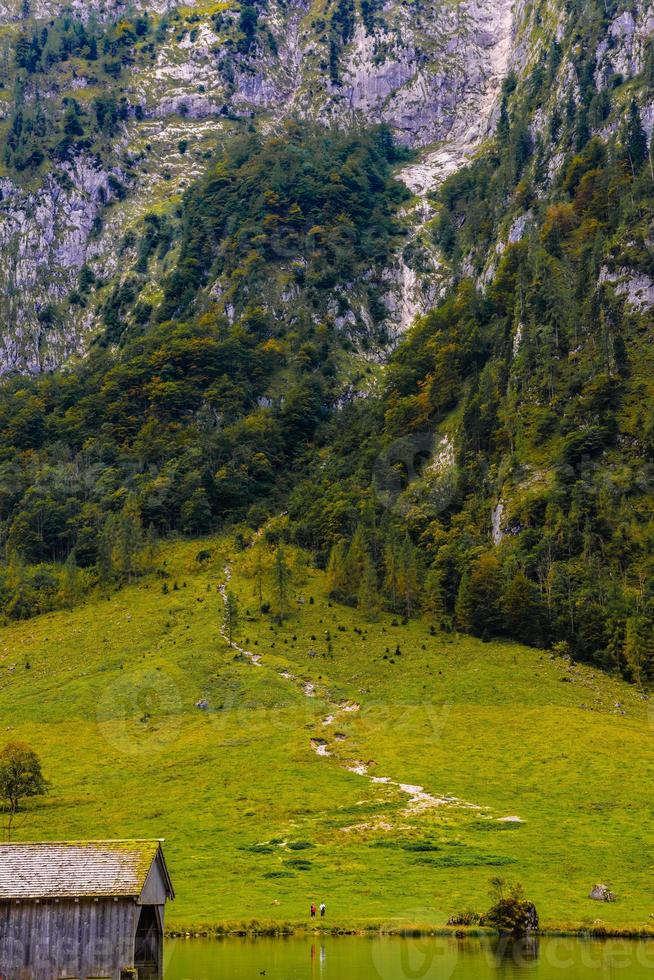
[483,877,539,935]
[0,742,47,840]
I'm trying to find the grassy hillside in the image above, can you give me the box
[1,534,651,932]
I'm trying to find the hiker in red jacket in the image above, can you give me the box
[310,903,316,918]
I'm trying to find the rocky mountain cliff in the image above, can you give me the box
[0,0,521,372]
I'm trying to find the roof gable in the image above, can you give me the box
[0,840,174,900]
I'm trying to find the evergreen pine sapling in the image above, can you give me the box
[273,546,290,622]
[223,590,239,647]
[624,99,648,175]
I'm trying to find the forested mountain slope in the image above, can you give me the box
[0,0,653,679]
[288,0,654,675]
[0,0,514,371]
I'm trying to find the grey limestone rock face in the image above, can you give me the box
[595,6,654,86]
[599,267,654,313]
[0,0,520,371]
[313,0,517,148]
[0,155,118,373]
[0,0,652,372]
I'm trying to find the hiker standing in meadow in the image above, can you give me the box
[320,902,326,919]
[310,903,316,918]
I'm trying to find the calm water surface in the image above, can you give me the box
[164,935,654,979]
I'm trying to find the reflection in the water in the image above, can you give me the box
[163,935,654,980]
[310,942,328,973]
[490,933,540,966]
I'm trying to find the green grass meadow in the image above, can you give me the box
[1,536,652,932]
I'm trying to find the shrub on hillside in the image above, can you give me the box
[481,878,539,935]
[447,909,481,926]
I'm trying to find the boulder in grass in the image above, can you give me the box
[589,884,616,902]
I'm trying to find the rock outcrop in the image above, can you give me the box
[589,884,616,903]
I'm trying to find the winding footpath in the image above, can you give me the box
[218,562,485,824]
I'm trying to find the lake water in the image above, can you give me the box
[164,935,654,979]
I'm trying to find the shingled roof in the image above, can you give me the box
[0,840,174,900]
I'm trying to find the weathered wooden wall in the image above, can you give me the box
[0,897,139,980]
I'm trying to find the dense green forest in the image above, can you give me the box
[0,124,408,619]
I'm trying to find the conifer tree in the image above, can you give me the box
[116,497,143,584]
[357,554,380,621]
[645,39,654,91]
[397,535,420,619]
[223,590,239,646]
[455,554,503,636]
[624,99,648,174]
[96,523,113,593]
[241,545,271,613]
[575,108,590,152]
[383,533,400,612]
[326,540,348,599]
[273,546,290,622]
[423,566,446,625]
[4,554,33,621]
[454,570,473,633]
[144,523,158,570]
[497,94,510,145]
[360,497,379,561]
[344,524,369,599]
[254,547,265,613]
[622,615,652,689]
[502,571,543,646]
[59,550,80,610]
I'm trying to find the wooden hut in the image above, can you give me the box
[0,839,174,980]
